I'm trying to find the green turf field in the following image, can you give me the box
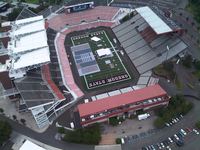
[71,30,131,90]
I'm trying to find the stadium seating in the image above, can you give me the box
[41,64,65,101]
[55,33,84,98]
[48,6,119,31]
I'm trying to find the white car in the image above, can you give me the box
[168,137,173,143]
[160,142,165,148]
[166,146,172,150]
[165,123,170,127]
[174,134,179,140]
[157,143,162,149]
[176,117,180,121]
[193,129,200,135]
[121,138,125,144]
[181,129,187,135]
[173,118,178,123]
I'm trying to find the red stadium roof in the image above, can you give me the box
[78,84,167,117]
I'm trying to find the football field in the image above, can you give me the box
[71,30,132,90]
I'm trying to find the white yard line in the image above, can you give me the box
[70,37,75,46]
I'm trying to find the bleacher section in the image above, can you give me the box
[14,69,55,109]
[41,64,65,101]
[55,33,84,99]
[46,28,73,101]
[48,6,119,31]
[112,9,187,74]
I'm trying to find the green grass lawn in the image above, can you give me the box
[71,30,132,90]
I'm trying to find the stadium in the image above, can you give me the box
[0,1,188,128]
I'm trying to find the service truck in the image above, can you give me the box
[138,113,150,120]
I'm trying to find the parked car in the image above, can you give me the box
[163,140,169,147]
[175,140,184,147]
[150,145,156,150]
[179,131,185,137]
[193,129,200,135]
[177,133,184,139]
[160,142,165,148]
[141,147,148,150]
[168,137,173,143]
[175,117,179,121]
[186,127,192,133]
[166,146,172,150]
[156,143,162,149]
[180,129,187,135]
[121,138,125,144]
[174,134,179,140]
[165,123,170,127]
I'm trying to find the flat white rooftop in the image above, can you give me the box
[8,30,48,54]
[19,140,46,150]
[5,15,50,70]
[136,6,173,34]
[13,47,50,70]
[12,19,45,36]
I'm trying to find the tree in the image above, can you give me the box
[58,127,65,134]
[0,120,12,146]
[154,117,165,128]
[109,117,119,126]
[12,115,17,120]
[0,108,4,114]
[116,138,121,144]
[7,8,22,21]
[196,121,200,129]
[182,55,193,68]
[163,61,174,71]
[20,119,26,125]
[63,124,101,145]
[194,60,200,70]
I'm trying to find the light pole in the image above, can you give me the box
[165,45,170,61]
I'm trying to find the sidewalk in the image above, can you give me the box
[0,83,49,133]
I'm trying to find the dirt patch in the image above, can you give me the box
[99,133,116,145]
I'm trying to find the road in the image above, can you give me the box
[0,112,94,150]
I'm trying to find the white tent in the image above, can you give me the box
[91,36,101,42]
[96,48,112,57]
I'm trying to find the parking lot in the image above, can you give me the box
[142,127,200,150]
[122,97,200,150]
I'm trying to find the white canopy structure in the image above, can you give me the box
[13,47,50,70]
[136,6,172,34]
[96,48,112,57]
[91,36,101,42]
[2,15,50,78]
[19,140,46,150]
